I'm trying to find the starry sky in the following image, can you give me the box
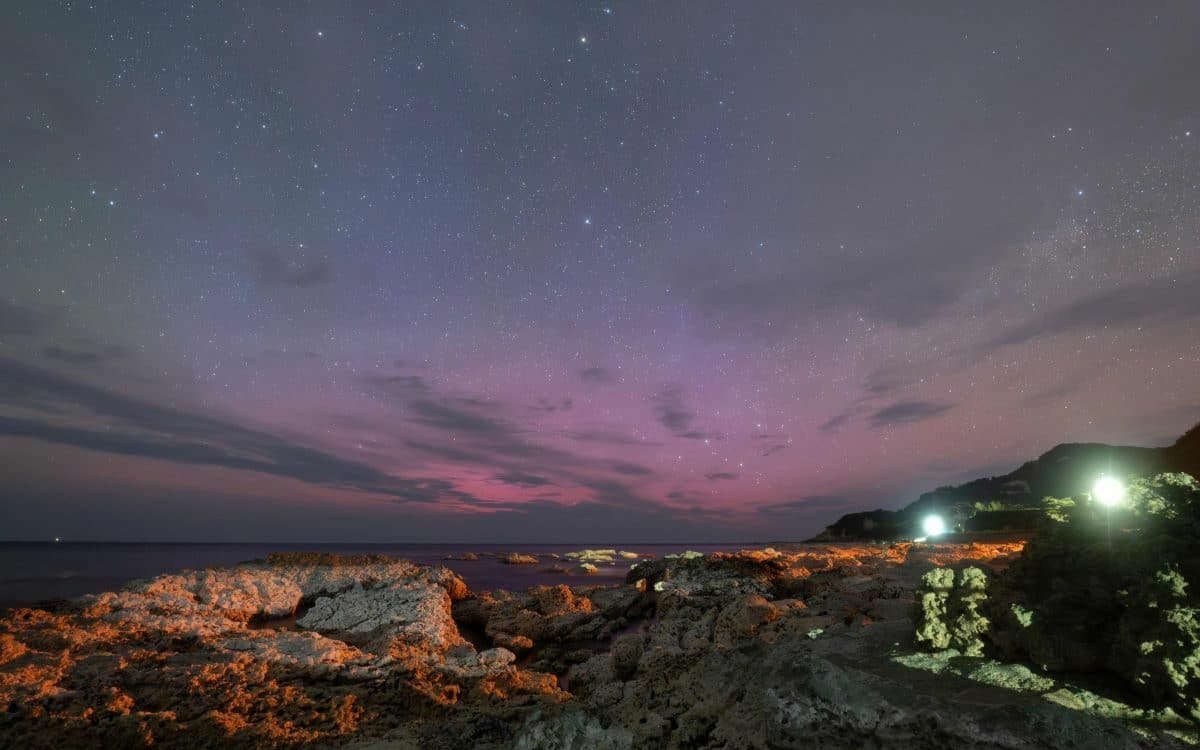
[2,2,1199,543]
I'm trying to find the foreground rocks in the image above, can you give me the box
[1,541,1192,748]
[917,473,1200,726]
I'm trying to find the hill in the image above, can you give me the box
[811,421,1200,541]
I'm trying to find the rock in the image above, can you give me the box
[5,540,1187,748]
[503,553,539,565]
[611,636,642,680]
[495,633,535,652]
[297,579,464,656]
[914,566,989,656]
[714,594,779,645]
[577,563,599,575]
[986,473,1200,721]
[565,549,618,564]
[512,709,633,750]
[0,553,564,748]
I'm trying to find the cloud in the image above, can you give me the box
[249,249,332,287]
[579,366,615,383]
[862,362,922,398]
[652,385,693,433]
[403,439,494,465]
[406,398,510,438]
[759,495,855,514]
[493,471,555,488]
[1022,377,1089,407]
[868,400,954,428]
[697,254,968,335]
[531,397,573,413]
[983,271,1200,350]
[705,472,738,481]
[42,343,131,367]
[0,300,51,337]
[693,203,1037,336]
[819,411,856,434]
[0,356,482,506]
[360,372,431,394]
[609,461,654,476]
[248,349,323,365]
[563,428,659,447]
[651,384,715,440]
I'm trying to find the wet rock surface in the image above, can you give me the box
[1,540,1191,748]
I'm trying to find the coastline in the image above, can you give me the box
[2,540,1192,749]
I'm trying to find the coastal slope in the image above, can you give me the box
[813,421,1200,541]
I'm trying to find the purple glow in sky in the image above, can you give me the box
[1,2,1198,541]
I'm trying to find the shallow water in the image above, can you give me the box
[0,541,750,609]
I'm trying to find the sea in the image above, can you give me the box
[0,541,749,611]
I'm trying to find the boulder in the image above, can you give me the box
[503,553,540,565]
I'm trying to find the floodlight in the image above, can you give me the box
[922,514,947,537]
[1093,476,1125,507]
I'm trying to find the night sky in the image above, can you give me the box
[2,2,1198,543]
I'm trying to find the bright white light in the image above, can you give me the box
[922,514,947,537]
[1093,476,1125,507]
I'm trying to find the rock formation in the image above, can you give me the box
[1,541,1191,748]
[915,473,1200,727]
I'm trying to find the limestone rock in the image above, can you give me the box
[503,553,539,565]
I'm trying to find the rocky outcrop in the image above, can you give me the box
[914,566,990,656]
[913,473,1200,726]
[453,584,649,674]
[989,473,1200,721]
[2,541,1190,749]
[502,553,539,565]
[0,553,562,749]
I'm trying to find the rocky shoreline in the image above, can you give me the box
[0,542,1193,748]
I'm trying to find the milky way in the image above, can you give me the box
[1,2,1198,542]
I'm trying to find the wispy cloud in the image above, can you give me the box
[705,471,738,481]
[651,384,716,440]
[0,356,482,506]
[579,366,615,383]
[0,300,52,337]
[249,249,332,288]
[868,400,954,428]
[983,271,1200,350]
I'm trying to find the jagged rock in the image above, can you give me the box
[4,541,1188,749]
[503,553,539,565]
[511,709,633,750]
[914,566,989,656]
[565,550,618,564]
[297,579,464,656]
[611,636,642,680]
[986,473,1200,721]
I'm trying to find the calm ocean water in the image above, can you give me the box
[0,542,748,610]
